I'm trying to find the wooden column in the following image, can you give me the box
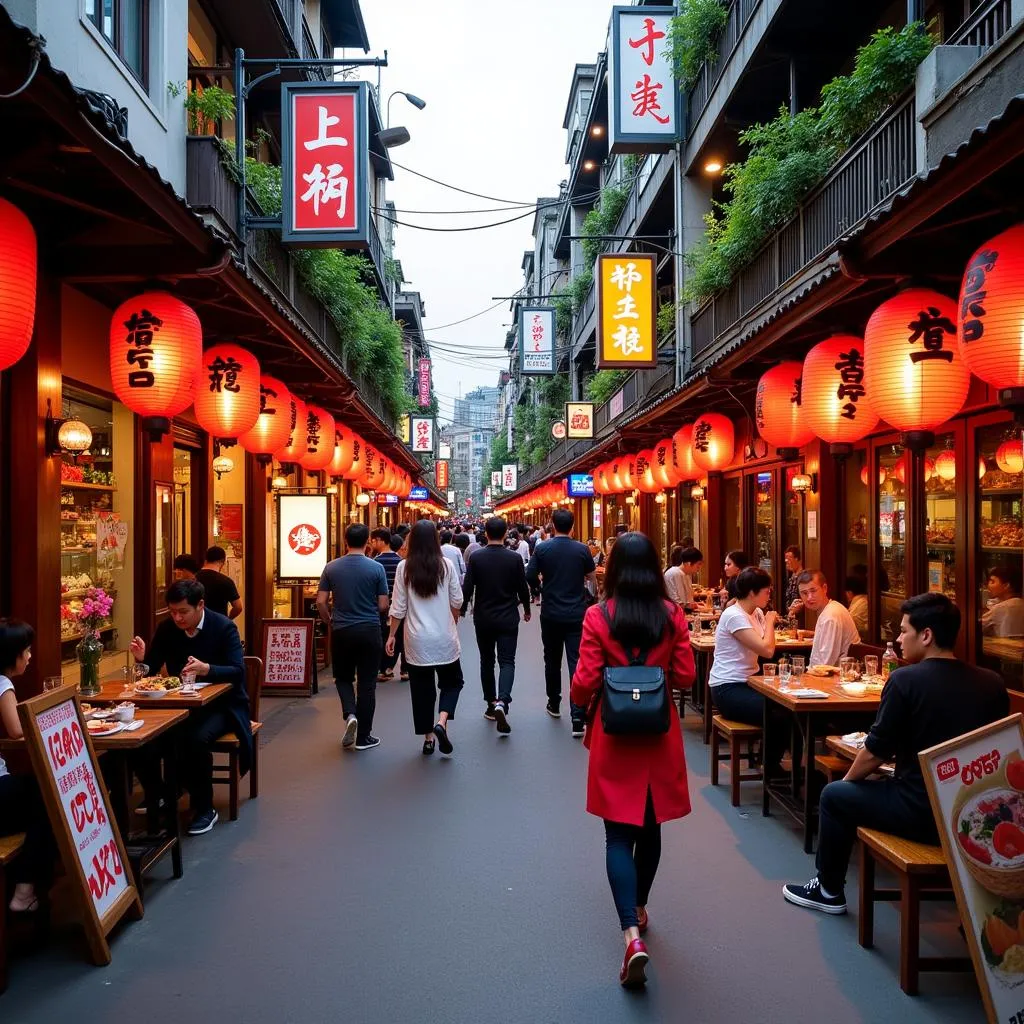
[706,472,724,589]
[244,454,272,647]
[4,269,61,697]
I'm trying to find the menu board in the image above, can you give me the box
[260,618,314,697]
[17,687,141,965]
[920,715,1024,1023]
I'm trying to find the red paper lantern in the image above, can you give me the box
[924,457,935,482]
[671,425,700,482]
[275,393,308,464]
[358,443,382,487]
[802,335,879,446]
[299,405,335,472]
[980,456,988,480]
[607,457,624,493]
[193,343,261,440]
[864,289,969,437]
[957,224,1024,390]
[0,197,36,371]
[860,465,887,487]
[635,449,659,493]
[238,375,293,456]
[652,438,678,489]
[892,454,907,486]
[328,424,357,478]
[691,413,734,472]
[996,440,1024,474]
[934,450,956,482]
[755,362,815,451]
[109,291,202,423]
[620,454,637,491]
[591,463,606,496]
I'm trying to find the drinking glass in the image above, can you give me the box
[792,656,805,684]
[181,669,197,695]
[840,656,859,682]
[763,663,777,679]
[863,655,879,680]
[43,676,62,692]
[778,657,792,691]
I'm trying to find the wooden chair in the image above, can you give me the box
[710,715,762,806]
[1008,689,1024,715]
[0,833,26,993]
[211,656,263,821]
[857,827,971,995]
[849,642,884,662]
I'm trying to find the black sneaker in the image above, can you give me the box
[494,701,511,735]
[782,877,847,915]
[354,735,381,751]
[483,702,497,721]
[545,701,561,719]
[187,809,218,835]
[570,714,585,738]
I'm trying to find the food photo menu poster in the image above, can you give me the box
[921,715,1024,1023]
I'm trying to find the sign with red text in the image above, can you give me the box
[921,715,1024,1024]
[598,253,657,368]
[566,402,595,439]
[435,460,449,489]
[281,82,369,247]
[608,6,678,154]
[260,619,314,697]
[418,358,432,408]
[411,417,435,454]
[276,493,330,582]
[519,306,556,375]
[551,420,567,440]
[491,470,501,491]
[17,688,140,965]
[502,463,518,492]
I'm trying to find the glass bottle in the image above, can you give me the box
[881,641,899,682]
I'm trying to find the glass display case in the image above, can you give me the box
[925,433,957,601]
[877,444,907,644]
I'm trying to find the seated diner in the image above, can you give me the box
[982,563,1024,638]
[129,579,250,836]
[796,570,860,667]
[783,592,1008,915]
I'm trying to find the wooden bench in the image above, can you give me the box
[710,715,762,807]
[857,827,972,994]
[0,833,26,993]
[211,656,263,821]
[814,754,849,784]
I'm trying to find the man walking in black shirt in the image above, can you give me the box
[526,508,597,738]
[195,546,242,620]
[783,592,1008,915]
[375,532,404,681]
[462,517,531,735]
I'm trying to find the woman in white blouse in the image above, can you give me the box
[387,520,465,756]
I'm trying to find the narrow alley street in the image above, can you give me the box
[1,618,980,1023]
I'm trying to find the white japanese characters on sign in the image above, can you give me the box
[598,253,657,368]
[608,7,677,154]
[519,306,556,375]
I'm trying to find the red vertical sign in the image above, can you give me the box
[435,460,449,489]
[290,91,358,232]
[418,358,431,408]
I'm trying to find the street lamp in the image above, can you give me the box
[382,90,426,150]
[387,90,427,126]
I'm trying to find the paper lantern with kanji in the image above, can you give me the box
[298,404,335,471]
[671,425,700,482]
[864,289,969,438]
[802,335,878,446]
[274,393,307,464]
[238,375,293,457]
[934,450,956,482]
[193,343,261,440]
[358,443,381,487]
[620,454,637,491]
[997,440,1024,475]
[635,449,659,493]
[109,291,202,423]
[755,362,815,451]
[362,450,387,490]
[652,439,679,489]
[607,457,624,493]
[328,424,356,478]
[956,225,1024,390]
[0,197,36,371]
[691,414,734,472]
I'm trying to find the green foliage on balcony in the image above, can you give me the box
[581,183,632,267]
[487,432,511,478]
[168,81,236,136]
[657,301,676,341]
[684,22,935,304]
[585,369,629,406]
[552,289,574,337]
[242,158,408,421]
[666,0,729,89]
[567,270,594,315]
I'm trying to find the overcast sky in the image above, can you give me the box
[358,1,609,424]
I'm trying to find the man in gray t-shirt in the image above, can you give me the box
[316,523,389,751]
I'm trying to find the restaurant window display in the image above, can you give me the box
[924,433,957,602]
[845,449,869,583]
[212,449,245,640]
[59,388,135,685]
[173,447,192,560]
[976,424,1024,685]
[783,467,802,567]
[754,472,774,575]
[723,475,742,554]
[877,444,907,644]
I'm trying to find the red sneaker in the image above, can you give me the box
[637,907,649,935]
[619,938,649,988]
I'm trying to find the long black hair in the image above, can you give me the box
[602,532,669,650]
[404,519,445,599]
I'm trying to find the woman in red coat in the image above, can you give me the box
[570,532,695,989]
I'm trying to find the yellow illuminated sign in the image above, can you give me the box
[597,253,657,369]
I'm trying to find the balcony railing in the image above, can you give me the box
[594,358,675,435]
[686,0,763,137]
[301,19,329,80]
[948,0,1012,51]
[690,92,918,360]
[275,0,298,40]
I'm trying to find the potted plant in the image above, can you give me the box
[168,81,236,136]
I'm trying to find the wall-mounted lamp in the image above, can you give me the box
[271,473,288,490]
[625,493,636,505]
[212,455,234,480]
[355,492,371,507]
[654,492,667,505]
[790,472,817,495]
[690,484,706,501]
[326,484,338,495]
[45,400,93,458]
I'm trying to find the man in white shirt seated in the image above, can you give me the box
[982,564,1024,637]
[797,570,860,667]
[664,547,687,606]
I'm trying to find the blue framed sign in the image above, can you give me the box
[568,474,595,498]
[408,486,429,501]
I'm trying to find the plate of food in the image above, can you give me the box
[954,782,1024,899]
[85,719,123,736]
[806,664,838,677]
[133,676,181,697]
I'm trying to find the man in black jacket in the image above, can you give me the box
[130,579,250,836]
[526,508,597,737]
[462,516,531,735]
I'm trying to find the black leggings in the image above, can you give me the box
[603,790,661,930]
[0,773,56,889]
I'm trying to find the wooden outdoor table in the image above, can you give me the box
[86,680,232,709]
[689,634,814,744]
[825,734,895,778]
[749,673,880,853]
